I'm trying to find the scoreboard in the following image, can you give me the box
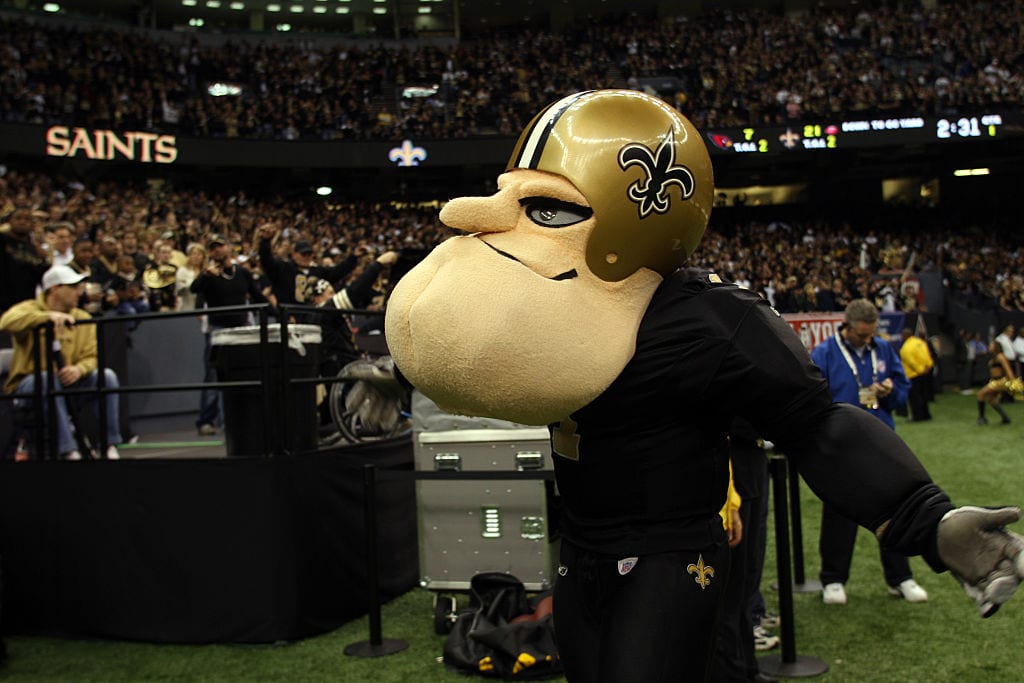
[704,113,1019,155]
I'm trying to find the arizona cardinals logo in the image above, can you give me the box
[618,127,696,218]
[707,132,734,150]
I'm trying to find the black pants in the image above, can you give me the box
[907,375,932,421]
[819,503,912,587]
[554,539,730,683]
[711,495,765,682]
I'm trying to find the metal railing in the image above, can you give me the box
[1,302,384,460]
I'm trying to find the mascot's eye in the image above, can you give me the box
[521,197,593,228]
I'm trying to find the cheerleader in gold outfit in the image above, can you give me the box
[976,340,1023,425]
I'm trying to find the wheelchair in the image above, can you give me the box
[325,355,412,445]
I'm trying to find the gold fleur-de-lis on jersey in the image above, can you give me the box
[686,554,715,590]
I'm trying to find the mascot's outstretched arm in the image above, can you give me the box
[384,89,1024,679]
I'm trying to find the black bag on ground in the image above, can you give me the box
[442,572,561,680]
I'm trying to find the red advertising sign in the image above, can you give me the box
[783,312,845,352]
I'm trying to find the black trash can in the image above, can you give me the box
[210,324,321,456]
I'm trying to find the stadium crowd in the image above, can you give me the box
[1,166,1022,321]
[1,0,1022,140]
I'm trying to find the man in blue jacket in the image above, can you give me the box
[812,298,928,605]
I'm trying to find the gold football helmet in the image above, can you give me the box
[506,89,714,281]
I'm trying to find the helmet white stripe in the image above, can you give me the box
[512,91,594,169]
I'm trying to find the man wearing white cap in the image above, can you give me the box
[0,264,123,460]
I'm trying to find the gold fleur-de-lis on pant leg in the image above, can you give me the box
[686,554,715,590]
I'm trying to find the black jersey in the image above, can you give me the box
[550,269,939,557]
[259,238,356,306]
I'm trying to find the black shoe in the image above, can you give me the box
[754,673,779,683]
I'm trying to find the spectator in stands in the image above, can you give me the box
[47,221,75,267]
[189,232,264,436]
[256,222,357,310]
[67,235,104,316]
[0,265,123,460]
[303,250,399,379]
[90,235,121,292]
[811,300,927,606]
[175,243,206,312]
[1,206,49,316]
[121,230,150,272]
[144,242,178,312]
[110,254,150,328]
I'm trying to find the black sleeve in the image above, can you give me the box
[321,252,358,285]
[190,273,208,295]
[340,262,383,310]
[259,238,283,282]
[245,269,263,300]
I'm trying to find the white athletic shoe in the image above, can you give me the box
[888,579,928,603]
[106,445,121,460]
[63,450,83,461]
[753,625,780,651]
[822,582,848,605]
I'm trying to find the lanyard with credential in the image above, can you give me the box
[835,332,879,409]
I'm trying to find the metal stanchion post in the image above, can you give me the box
[345,464,409,658]
[759,454,828,679]
[788,462,822,594]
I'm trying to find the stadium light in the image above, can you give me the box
[953,168,990,177]
[335,6,349,12]
[267,3,281,10]
[276,22,292,31]
[315,186,333,196]
[43,2,60,11]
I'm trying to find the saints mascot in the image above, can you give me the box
[384,90,1024,682]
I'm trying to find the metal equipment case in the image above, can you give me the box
[413,390,559,594]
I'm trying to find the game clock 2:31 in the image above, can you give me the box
[936,115,1003,139]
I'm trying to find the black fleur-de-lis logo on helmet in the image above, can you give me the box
[618,127,696,218]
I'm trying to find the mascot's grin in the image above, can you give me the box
[478,238,578,281]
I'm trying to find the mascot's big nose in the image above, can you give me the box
[439,188,520,235]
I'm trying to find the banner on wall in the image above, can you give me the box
[783,311,907,352]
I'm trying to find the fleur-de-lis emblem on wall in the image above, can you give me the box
[617,127,695,218]
[686,554,715,590]
[388,139,427,167]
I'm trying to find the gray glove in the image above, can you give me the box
[936,506,1024,617]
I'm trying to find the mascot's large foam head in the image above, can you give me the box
[385,89,714,424]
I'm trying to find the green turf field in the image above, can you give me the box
[3,389,1023,682]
